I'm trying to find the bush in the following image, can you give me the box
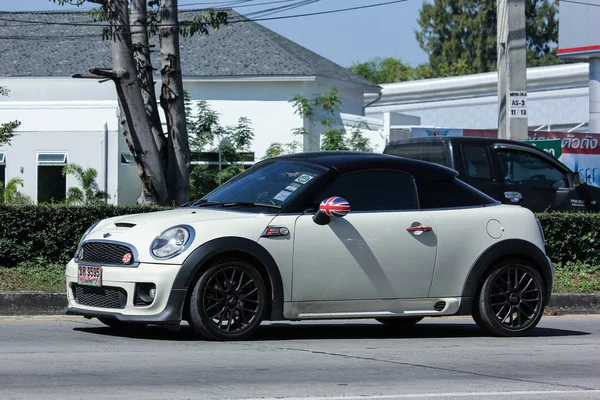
[537,212,600,265]
[0,204,168,267]
[1,206,599,269]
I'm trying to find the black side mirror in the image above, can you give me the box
[312,196,351,225]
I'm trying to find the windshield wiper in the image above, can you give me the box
[221,202,281,210]
[183,199,224,207]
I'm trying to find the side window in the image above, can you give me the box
[417,178,498,209]
[497,149,568,189]
[463,144,492,181]
[315,170,419,212]
[386,144,446,166]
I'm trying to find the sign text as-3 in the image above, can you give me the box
[509,91,528,119]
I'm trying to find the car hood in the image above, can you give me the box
[98,208,259,231]
[82,208,279,263]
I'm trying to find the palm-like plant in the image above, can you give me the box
[0,177,33,204]
[62,164,108,205]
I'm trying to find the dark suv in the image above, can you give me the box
[384,136,600,212]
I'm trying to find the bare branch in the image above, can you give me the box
[73,73,109,79]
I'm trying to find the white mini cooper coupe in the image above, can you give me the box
[65,152,554,340]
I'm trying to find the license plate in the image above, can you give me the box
[78,265,102,287]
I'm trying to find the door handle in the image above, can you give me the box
[406,225,433,232]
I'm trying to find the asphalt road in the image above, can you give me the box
[0,315,599,400]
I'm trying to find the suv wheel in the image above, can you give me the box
[188,259,267,341]
[474,260,545,337]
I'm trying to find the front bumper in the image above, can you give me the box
[64,259,186,325]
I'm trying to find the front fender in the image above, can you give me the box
[174,237,284,320]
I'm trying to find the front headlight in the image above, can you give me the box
[150,225,195,259]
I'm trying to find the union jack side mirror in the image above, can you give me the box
[313,196,351,225]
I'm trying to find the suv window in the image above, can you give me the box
[463,144,492,181]
[315,170,419,211]
[497,149,568,189]
[385,144,446,166]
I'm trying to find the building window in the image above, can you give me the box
[0,152,5,188]
[37,152,67,203]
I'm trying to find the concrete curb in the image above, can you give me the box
[547,293,600,314]
[0,292,598,316]
[0,292,67,316]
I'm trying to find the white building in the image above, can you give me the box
[365,63,591,139]
[0,9,379,204]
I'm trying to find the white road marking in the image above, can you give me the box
[230,390,600,400]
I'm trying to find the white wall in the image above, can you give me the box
[184,80,306,159]
[1,76,370,204]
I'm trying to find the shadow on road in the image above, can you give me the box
[72,319,590,342]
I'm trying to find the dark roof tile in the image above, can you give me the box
[0,9,377,88]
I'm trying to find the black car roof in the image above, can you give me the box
[272,151,458,181]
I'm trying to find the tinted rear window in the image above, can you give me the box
[417,178,498,209]
[385,144,447,166]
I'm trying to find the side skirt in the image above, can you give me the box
[283,297,463,320]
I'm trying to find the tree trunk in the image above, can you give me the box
[159,0,191,205]
[130,0,167,168]
[106,0,169,205]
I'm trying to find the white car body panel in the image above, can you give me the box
[291,212,437,301]
[83,209,276,264]
[427,204,545,297]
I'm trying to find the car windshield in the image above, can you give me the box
[194,160,326,208]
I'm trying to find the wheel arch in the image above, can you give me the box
[174,237,285,322]
[461,239,553,308]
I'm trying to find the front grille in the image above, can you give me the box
[79,242,133,265]
[73,284,127,309]
[434,301,447,311]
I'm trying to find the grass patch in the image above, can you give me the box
[553,262,600,293]
[0,258,65,292]
[0,259,599,294]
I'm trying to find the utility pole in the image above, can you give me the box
[497,0,528,140]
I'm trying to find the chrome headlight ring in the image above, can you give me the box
[150,225,196,260]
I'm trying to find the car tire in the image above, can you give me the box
[97,317,146,331]
[474,260,545,337]
[188,259,268,341]
[376,317,423,327]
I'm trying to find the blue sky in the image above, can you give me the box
[0,0,429,68]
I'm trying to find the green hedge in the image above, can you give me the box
[537,212,600,266]
[0,205,168,267]
[1,205,599,267]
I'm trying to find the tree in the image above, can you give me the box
[0,178,33,205]
[416,0,559,77]
[62,164,108,205]
[0,87,21,146]
[53,0,227,205]
[349,58,416,84]
[285,86,374,152]
[186,100,255,199]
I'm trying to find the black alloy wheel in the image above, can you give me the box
[188,259,267,340]
[474,260,545,337]
[376,317,423,328]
